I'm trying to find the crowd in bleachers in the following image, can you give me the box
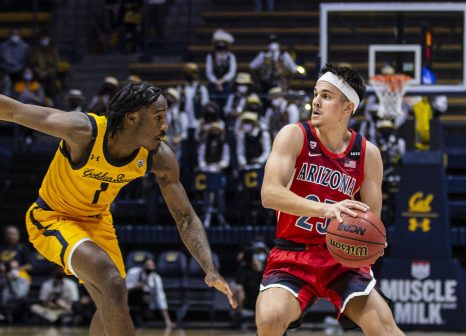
[0,29,63,106]
[1,1,458,329]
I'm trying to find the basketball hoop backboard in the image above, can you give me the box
[320,2,466,94]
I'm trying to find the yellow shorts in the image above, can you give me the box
[25,202,126,280]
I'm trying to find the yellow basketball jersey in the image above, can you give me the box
[38,113,152,217]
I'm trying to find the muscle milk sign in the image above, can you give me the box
[380,261,457,325]
[378,259,466,331]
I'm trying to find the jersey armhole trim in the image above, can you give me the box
[360,136,367,182]
[59,113,98,170]
[296,122,309,163]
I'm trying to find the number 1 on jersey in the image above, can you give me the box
[92,182,109,204]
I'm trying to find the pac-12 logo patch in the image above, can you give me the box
[310,141,317,149]
[137,159,144,168]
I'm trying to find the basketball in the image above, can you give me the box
[326,210,386,268]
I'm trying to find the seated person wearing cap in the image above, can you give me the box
[205,29,237,95]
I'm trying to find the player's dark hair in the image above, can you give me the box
[106,81,162,136]
[319,64,366,103]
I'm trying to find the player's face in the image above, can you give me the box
[135,95,168,150]
[311,81,351,128]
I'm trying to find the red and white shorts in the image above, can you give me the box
[260,243,375,321]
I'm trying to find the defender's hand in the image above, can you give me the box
[205,271,238,309]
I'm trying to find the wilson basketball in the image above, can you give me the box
[326,210,386,268]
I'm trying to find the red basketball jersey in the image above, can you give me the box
[275,121,366,245]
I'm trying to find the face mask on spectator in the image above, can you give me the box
[10,269,19,278]
[23,71,33,81]
[215,44,227,51]
[10,35,20,43]
[269,42,280,52]
[237,85,248,94]
[185,74,196,82]
[271,97,283,107]
[242,123,254,133]
[69,99,82,110]
[40,37,50,46]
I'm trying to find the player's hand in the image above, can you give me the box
[205,270,238,309]
[323,200,369,223]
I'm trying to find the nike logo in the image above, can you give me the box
[308,153,322,157]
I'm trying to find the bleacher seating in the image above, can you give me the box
[156,250,188,315]
[176,253,221,324]
[0,11,51,39]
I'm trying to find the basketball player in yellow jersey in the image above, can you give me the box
[0,81,237,336]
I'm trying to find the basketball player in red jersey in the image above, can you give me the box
[256,64,404,335]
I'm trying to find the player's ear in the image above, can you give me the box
[344,100,354,115]
[125,111,138,125]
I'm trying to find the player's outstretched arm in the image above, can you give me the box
[0,94,92,146]
[152,141,237,309]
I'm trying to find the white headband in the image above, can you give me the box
[317,72,360,113]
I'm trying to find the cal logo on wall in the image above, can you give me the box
[391,151,451,259]
[402,192,436,233]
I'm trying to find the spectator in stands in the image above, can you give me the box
[0,259,30,323]
[232,240,269,326]
[66,89,85,112]
[72,287,96,326]
[94,0,120,53]
[375,119,405,225]
[178,63,209,172]
[165,87,187,162]
[13,67,46,106]
[254,0,275,12]
[126,256,174,328]
[244,93,264,118]
[119,0,144,53]
[198,122,230,228]
[0,29,30,82]
[359,95,379,144]
[263,86,300,140]
[29,31,60,102]
[30,266,79,323]
[224,72,253,120]
[231,93,265,136]
[236,112,271,169]
[0,69,12,97]
[249,34,297,94]
[0,225,32,283]
[375,119,406,172]
[196,101,225,142]
[88,76,119,115]
[178,63,209,129]
[205,29,237,96]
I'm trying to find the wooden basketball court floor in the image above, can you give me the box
[0,327,465,336]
